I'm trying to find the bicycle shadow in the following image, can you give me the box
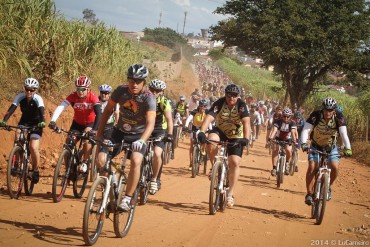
[148,199,209,215]
[0,218,83,245]
[234,204,311,224]
[240,165,270,173]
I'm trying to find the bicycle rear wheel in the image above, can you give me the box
[73,159,90,198]
[82,177,106,246]
[7,146,25,199]
[192,146,200,178]
[114,175,137,238]
[209,161,222,215]
[52,149,71,203]
[315,174,329,225]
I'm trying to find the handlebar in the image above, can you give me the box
[1,124,40,132]
[206,139,240,147]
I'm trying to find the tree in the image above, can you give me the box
[210,0,370,107]
[142,27,188,49]
[82,8,99,26]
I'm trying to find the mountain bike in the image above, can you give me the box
[3,125,41,199]
[51,127,95,203]
[308,148,342,225]
[272,140,290,188]
[82,139,137,246]
[191,136,207,178]
[208,139,239,215]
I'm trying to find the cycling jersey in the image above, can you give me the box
[65,91,100,126]
[175,102,189,117]
[273,119,297,141]
[208,97,249,139]
[185,109,207,130]
[306,110,346,147]
[99,97,118,125]
[3,93,45,125]
[154,95,172,130]
[111,85,156,134]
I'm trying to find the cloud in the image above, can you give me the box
[171,0,190,8]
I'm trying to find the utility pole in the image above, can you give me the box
[159,9,162,27]
[182,11,187,36]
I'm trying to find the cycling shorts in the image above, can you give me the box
[209,127,244,157]
[308,145,340,162]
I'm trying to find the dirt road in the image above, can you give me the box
[0,136,369,247]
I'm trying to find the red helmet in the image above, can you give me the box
[75,76,91,88]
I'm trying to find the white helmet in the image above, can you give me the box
[24,78,39,88]
[282,107,293,116]
[180,95,186,101]
[149,79,166,91]
[99,84,112,92]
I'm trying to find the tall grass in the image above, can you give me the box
[0,0,146,97]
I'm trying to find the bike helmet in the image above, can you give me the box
[127,64,149,79]
[99,84,112,92]
[199,99,207,107]
[282,107,293,116]
[24,78,39,88]
[322,97,337,110]
[258,100,264,105]
[180,95,186,101]
[294,111,302,118]
[149,79,166,91]
[75,76,91,88]
[225,84,241,95]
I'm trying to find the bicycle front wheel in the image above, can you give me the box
[52,149,71,203]
[315,173,329,225]
[83,177,106,246]
[191,146,200,178]
[73,160,89,198]
[290,148,298,176]
[209,161,223,215]
[277,156,285,188]
[114,175,137,238]
[139,162,150,205]
[7,146,25,199]
[90,145,98,182]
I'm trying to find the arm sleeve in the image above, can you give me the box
[300,122,313,144]
[93,103,102,130]
[2,104,17,122]
[339,126,351,150]
[39,106,45,122]
[51,100,70,122]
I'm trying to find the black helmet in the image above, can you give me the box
[294,111,302,118]
[225,84,241,95]
[127,64,149,79]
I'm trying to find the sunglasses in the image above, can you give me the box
[24,87,36,92]
[283,115,291,119]
[226,93,239,98]
[77,87,88,92]
[151,89,163,93]
[100,91,110,95]
[324,108,335,112]
[129,78,145,84]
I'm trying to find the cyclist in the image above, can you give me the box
[293,111,305,146]
[0,78,45,184]
[96,64,156,211]
[188,93,200,111]
[268,107,298,176]
[98,84,119,139]
[265,105,282,148]
[49,75,101,173]
[175,95,189,128]
[249,103,262,140]
[185,99,211,171]
[147,79,173,195]
[300,97,352,205]
[197,84,251,207]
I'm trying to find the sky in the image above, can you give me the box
[53,0,228,35]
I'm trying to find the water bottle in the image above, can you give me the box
[112,171,117,186]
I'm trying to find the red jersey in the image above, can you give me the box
[65,91,100,126]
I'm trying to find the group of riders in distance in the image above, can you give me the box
[0,62,353,244]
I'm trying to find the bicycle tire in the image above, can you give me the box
[139,161,150,205]
[24,168,34,196]
[203,153,207,175]
[113,174,136,238]
[290,148,298,176]
[82,177,106,246]
[166,142,172,164]
[7,146,24,199]
[315,173,329,225]
[219,164,229,212]
[209,161,222,215]
[73,158,90,199]
[173,127,179,149]
[90,145,98,182]
[52,149,71,203]
[191,145,200,178]
[277,156,285,188]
